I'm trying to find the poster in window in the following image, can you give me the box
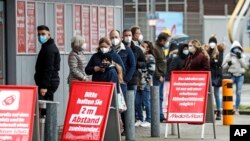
[16,1,26,53]
[82,5,90,52]
[91,6,98,52]
[27,2,36,53]
[56,4,65,51]
[107,7,114,36]
[99,7,106,38]
[74,5,82,36]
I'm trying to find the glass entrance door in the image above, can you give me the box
[0,0,5,84]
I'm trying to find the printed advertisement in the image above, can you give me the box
[27,2,36,53]
[16,1,26,53]
[61,81,114,141]
[74,5,82,36]
[99,7,106,38]
[167,71,209,123]
[56,4,65,51]
[0,86,37,141]
[91,6,98,52]
[82,5,90,52]
[106,7,114,36]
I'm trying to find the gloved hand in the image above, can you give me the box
[228,61,232,66]
[236,52,241,59]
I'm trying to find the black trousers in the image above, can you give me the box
[38,86,58,117]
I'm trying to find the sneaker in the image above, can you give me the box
[234,110,240,115]
[141,121,151,127]
[135,120,142,127]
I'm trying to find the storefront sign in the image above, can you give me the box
[27,2,36,53]
[107,7,114,35]
[62,81,114,141]
[91,6,98,52]
[82,5,90,52]
[0,85,37,141]
[99,7,106,38]
[74,5,82,36]
[167,71,209,123]
[56,4,65,51]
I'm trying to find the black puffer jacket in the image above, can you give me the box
[34,38,61,88]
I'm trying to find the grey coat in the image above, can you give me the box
[68,49,87,84]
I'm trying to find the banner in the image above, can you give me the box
[91,6,98,52]
[16,1,26,53]
[74,5,82,36]
[167,71,209,123]
[62,81,114,141]
[106,7,114,36]
[27,2,36,53]
[0,85,37,141]
[56,4,65,51]
[82,5,90,52]
[99,7,106,38]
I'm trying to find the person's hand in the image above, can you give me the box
[160,76,164,82]
[40,88,47,96]
[228,61,232,66]
[236,52,241,59]
[94,66,105,72]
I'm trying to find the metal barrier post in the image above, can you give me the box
[125,90,135,140]
[39,100,59,141]
[151,86,160,137]
[222,79,234,125]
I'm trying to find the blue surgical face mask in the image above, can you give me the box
[183,50,189,55]
[232,48,240,53]
[38,35,48,44]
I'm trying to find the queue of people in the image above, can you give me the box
[34,25,249,137]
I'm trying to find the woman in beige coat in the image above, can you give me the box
[68,35,88,86]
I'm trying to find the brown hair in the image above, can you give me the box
[131,26,141,36]
[97,37,111,51]
[190,39,210,59]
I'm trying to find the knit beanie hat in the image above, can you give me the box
[208,36,217,44]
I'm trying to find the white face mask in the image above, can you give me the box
[189,46,196,54]
[183,50,189,55]
[124,36,132,43]
[82,43,87,49]
[138,34,143,42]
[165,42,170,48]
[111,38,120,46]
[100,48,110,54]
[209,42,216,49]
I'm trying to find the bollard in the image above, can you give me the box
[45,102,58,141]
[39,100,59,141]
[222,79,234,125]
[151,86,160,137]
[125,90,135,141]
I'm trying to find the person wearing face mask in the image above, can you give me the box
[222,41,248,115]
[85,37,125,83]
[34,25,60,117]
[129,26,147,126]
[206,36,224,120]
[183,39,210,71]
[165,43,178,82]
[67,35,88,87]
[110,29,136,135]
[153,32,170,122]
[169,43,189,71]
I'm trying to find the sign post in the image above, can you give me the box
[165,71,212,139]
[0,85,37,141]
[61,81,118,141]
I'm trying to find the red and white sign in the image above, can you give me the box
[99,7,106,38]
[56,4,65,51]
[167,71,210,123]
[27,2,36,53]
[82,5,90,52]
[74,5,82,36]
[16,1,26,53]
[61,81,114,141]
[106,7,114,35]
[0,85,37,141]
[91,6,98,52]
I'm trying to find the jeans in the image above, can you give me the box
[153,79,165,120]
[120,83,127,97]
[231,75,244,110]
[135,85,151,122]
[213,86,221,111]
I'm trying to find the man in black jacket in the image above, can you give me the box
[34,25,60,105]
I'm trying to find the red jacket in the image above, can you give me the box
[183,50,210,71]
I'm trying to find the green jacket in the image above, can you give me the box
[154,44,166,80]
